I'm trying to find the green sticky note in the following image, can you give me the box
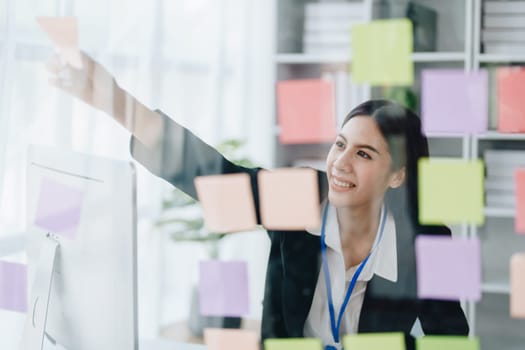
[352,19,414,86]
[343,333,406,350]
[418,158,484,225]
[264,338,322,350]
[416,336,480,350]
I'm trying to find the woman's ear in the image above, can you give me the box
[389,166,406,189]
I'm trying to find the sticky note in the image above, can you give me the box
[194,174,257,233]
[416,336,480,350]
[34,177,84,240]
[416,235,481,301]
[352,19,413,86]
[36,16,82,69]
[418,158,484,225]
[510,253,525,318]
[204,328,259,350]
[421,69,488,134]
[276,79,336,144]
[516,169,525,234]
[497,67,525,133]
[343,332,405,350]
[264,338,322,350]
[258,168,321,230]
[0,261,27,313]
[199,260,249,317]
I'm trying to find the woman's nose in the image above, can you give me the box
[333,153,352,173]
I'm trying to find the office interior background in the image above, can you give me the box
[1,0,525,349]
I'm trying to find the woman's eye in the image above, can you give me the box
[357,150,371,159]
[335,140,345,148]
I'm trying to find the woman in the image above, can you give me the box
[47,53,469,350]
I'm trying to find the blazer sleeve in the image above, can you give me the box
[129,109,263,222]
[417,225,470,336]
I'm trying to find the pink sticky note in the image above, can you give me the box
[276,79,336,144]
[204,328,259,350]
[34,177,84,240]
[416,236,481,301]
[516,169,525,234]
[258,168,320,230]
[510,253,525,319]
[199,260,249,317]
[194,174,257,233]
[36,16,82,69]
[497,67,525,133]
[422,69,488,134]
[0,261,27,313]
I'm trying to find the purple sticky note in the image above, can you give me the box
[421,69,488,134]
[34,177,84,239]
[416,235,481,301]
[0,261,27,313]
[199,260,249,317]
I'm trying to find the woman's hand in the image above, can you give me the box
[46,50,122,117]
[46,50,163,147]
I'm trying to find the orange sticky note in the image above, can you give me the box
[516,169,525,234]
[36,16,82,69]
[276,79,337,144]
[258,168,320,230]
[510,253,525,319]
[496,67,525,133]
[194,173,257,233]
[204,328,259,350]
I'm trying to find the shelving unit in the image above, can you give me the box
[273,0,525,344]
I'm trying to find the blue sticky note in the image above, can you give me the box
[0,261,27,313]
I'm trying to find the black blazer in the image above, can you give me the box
[131,111,469,350]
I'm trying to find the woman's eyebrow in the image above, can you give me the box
[337,133,381,155]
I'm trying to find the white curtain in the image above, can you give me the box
[0,0,274,342]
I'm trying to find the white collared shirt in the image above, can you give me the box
[303,202,398,350]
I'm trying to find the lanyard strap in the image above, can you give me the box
[320,203,387,344]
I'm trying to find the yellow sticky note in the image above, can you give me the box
[204,328,259,350]
[36,16,82,69]
[258,168,321,230]
[352,19,414,86]
[194,173,258,233]
[510,253,525,319]
[418,158,484,225]
[264,338,322,350]
[416,336,480,350]
[343,332,406,350]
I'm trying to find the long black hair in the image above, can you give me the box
[342,99,429,228]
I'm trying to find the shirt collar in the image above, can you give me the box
[306,201,398,283]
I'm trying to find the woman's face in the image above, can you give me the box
[326,115,405,210]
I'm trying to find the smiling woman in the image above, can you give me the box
[46,46,468,349]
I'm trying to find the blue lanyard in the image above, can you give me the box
[320,203,387,348]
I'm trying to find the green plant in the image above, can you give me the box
[154,138,257,258]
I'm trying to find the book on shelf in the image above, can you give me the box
[305,2,365,19]
[485,1,525,13]
[487,66,498,130]
[482,29,525,42]
[304,19,362,33]
[484,43,525,54]
[486,192,515,208]
[483,15,525,29]
[276,78,337,144]
[303,2,364,55]
[485,178,515,191]
[484,149,525,165]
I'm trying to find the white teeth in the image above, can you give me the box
[333,178,354,188]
